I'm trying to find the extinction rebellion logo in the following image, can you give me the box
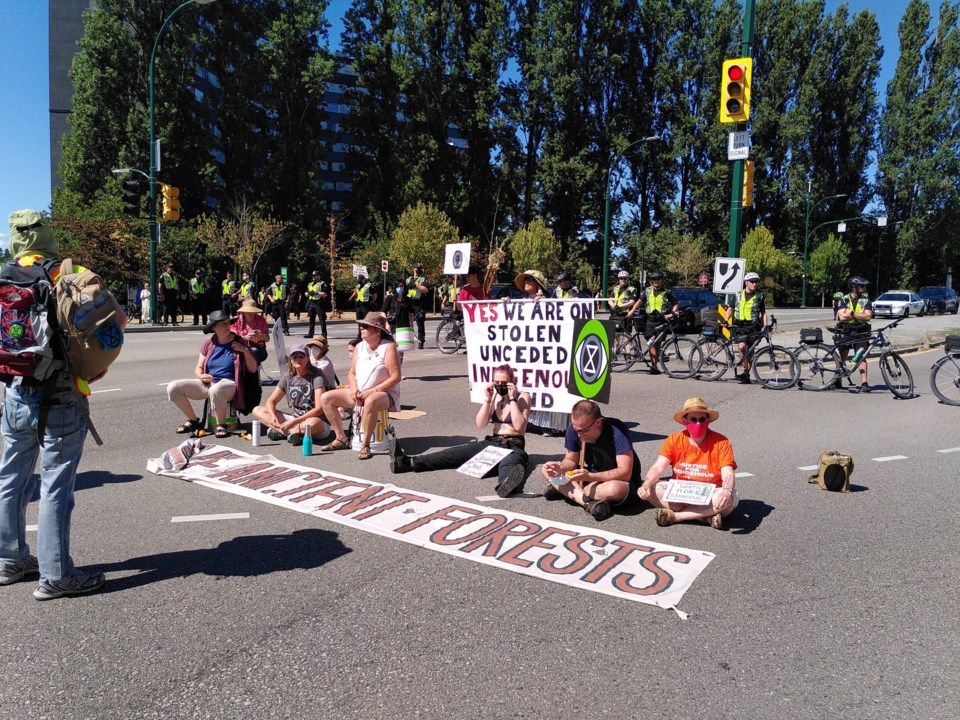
[567,317,614,404]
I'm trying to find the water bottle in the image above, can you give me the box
[302,433,313,456]
[251,420,261,447]
[851,348,864,364]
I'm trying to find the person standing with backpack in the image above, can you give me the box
[0,210,124,600]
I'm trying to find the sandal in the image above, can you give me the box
[214,424,231,438]
[320,437,350,452]
[656,508,677,527]
[176,418,202,434]
[357,445,372,460]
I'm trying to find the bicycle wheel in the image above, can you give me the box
[879,351,914,399]
[610,332,639,372]
[930,355,960,405]
[436,319,462,354]
[694,338,732,381]
[795,343,842,391]
[751,345,800,389]
[659,337,701,379]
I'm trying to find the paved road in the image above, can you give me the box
[2,322,957,719]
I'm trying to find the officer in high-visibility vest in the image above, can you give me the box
[188,269,207,327]
[554,272,580,299]
[628,269,678,374]
[221,271,238,315]
[239,271,256,301]
[347,275,371,322]
[609,270,638,334]
[405,263,431,348]
[726,271,768,384]
[836,276,874,393]
[158,263,180,326]
[304,269,329,338]
[266,273,290,336]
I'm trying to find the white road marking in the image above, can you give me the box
[170,512,250,523]
[734,472,753,478]
[475,492,540,502]
[937,447,960,454]
[91,388,122,394]
[476,495,503,502]
[27,524,37,532]
[872,455,908,462]
[797,465,818,471]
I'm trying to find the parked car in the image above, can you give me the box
[871,290,926,318]
[917,286,959,315]
[671,287,723,332]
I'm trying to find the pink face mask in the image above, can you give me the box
[685,420,709,440]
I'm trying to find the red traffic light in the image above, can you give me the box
[727,64,744,82]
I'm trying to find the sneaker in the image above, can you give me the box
[585,499,612,521]
[649,367,661,376]
[33,570,106,601]
[418,342,424,350]
[288,433,304,447]
[850,383,871,394]
[267,429,285,441]
[0,555,39,586]
[543,485,564,501]
[738,372,752,385]
[388,432,410,474]
[496,465,527,498]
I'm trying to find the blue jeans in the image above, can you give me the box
[0,385,87,583]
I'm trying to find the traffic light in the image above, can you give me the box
[720,57,753,123]
[160,183,180,222]
[122,179,145,218]
[742,160,755,207]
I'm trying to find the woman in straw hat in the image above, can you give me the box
[318,312,401,460]
[514,269,548,299]
[638,397,739,530]
[231,298,269,363]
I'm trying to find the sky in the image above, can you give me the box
[0,0,924,250]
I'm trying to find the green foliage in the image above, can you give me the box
[741,226,798,296]
[808,234,851,298]
[389,202,461,279]
[666,234,713,285]
[506,219,562,277]
[195,199,287,279]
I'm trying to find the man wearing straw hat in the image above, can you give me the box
[540,400,641,522]
[639,397,739,530]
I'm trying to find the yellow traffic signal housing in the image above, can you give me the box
[720,57,753,123]
[160,183,180,222]
[742,160,755,207]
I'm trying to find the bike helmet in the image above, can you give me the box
[617,270,630,279]
[848,276,869,288]
[744,271,760,282]
[649,269,664,280]
[311,269,321,276]
[556,271,570,282]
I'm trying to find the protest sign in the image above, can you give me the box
[457,445,514,478]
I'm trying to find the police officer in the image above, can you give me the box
[348,275,371,321]
[304,269,329,338]
[837,276,874,392]
[628,270,678,375]
[159,263,180,325]
[608,270,637,325]
[239,271,256,301]
[406,263,431,349]
[727,271,768,384]
[554,272,579,299]
[189,269,207,326]
[266,273,290,336]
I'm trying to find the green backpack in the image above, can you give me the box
[808,451,854,492]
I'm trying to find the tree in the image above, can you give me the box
[741,225,799,303]
[808,233,850,305]
[667,234,712,285]
[195,199,286,281]
[506,219,561,277]
[51,217,150,299]
[389,202,461,278]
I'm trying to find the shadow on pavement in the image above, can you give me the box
[75,471,143,492]
[91,528,351,593]
[727,499,774,535]
[410,374,469,382]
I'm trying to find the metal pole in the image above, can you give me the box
[727,0,756,261]
[802,192,847,307]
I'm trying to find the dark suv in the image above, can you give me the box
[917,286,959,315]
[671,287,722,332]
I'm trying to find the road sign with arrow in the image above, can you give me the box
[713,257,745,295]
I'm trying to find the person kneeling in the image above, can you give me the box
[252,344,329,446]
[389,365,530,498]
[638,397,738,530]
[540,400,641,521]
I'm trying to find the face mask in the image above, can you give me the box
[396,287,404,296]
[685,421,708,440]
[495,384,509,396]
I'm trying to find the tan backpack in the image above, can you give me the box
[808,451,854,492]
[56,259,124,382]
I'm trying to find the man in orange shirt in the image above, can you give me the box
[638,397,739,529]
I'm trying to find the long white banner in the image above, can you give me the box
[461,298,596,412]
[150,445,714,613]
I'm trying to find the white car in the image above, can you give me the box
[871,291,926,318]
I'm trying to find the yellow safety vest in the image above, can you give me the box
[271,285,284,300]
[843,295,867,323]
[162,273,178,290]
[646,287,667,314]
[222,279,235,295]
[190,278,203,294]
[613,285,635,308]
[737,292,758,322]
[307,281,324,300]
[240,281,255,298]
[356,284,366,302]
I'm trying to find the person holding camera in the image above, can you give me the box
[388,364,530,498]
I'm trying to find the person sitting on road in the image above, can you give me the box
[167,311,258,438]
[836,276,874,393]
[231,298,270,364]
[727,271,768,384]
[318,312,401,460]
[638,397,738,530]
[540,400,642,522]
[626,269,678,375]
[305,336,337,389]
[251,344,330,446]
[388,364,531,497]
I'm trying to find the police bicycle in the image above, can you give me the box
[693,317,800,389]
[435,309,465,354]
[928,335,960,405]
[610,315,701,378]
[794,318,914,398]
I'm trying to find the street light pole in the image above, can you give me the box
[802,184,846,307]
[148,0,218,323]
[601,135,660,299]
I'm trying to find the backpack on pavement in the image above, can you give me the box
[808,450,854,492]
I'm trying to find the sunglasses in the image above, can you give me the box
[571,418,598,434]
[290,352,306,359]
[493,381,509,387]
[685,416,709,424]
